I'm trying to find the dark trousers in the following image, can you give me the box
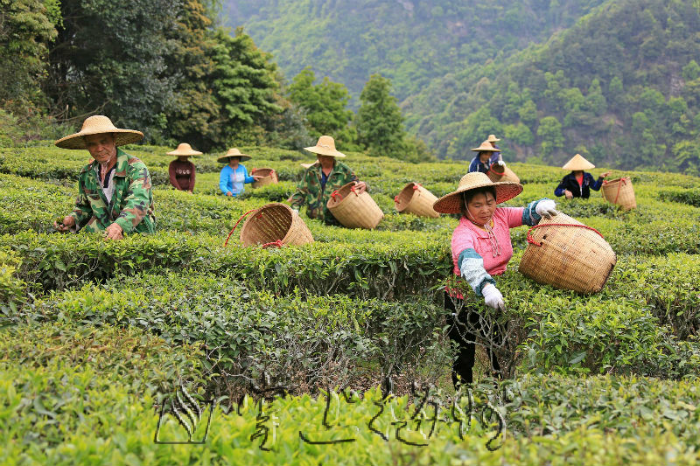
[445,293,503,387]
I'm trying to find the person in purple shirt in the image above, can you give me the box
[218,148,260,197]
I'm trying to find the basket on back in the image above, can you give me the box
[394,182,440,218]
[601,177,636,211]
[487,164,520,183]
[251,168,279,188]
[519,213,616,294]
[327,182,384,229]
[239,203,313,247]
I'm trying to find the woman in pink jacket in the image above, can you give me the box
[433,172,557,387]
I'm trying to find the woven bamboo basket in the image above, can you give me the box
[394,182,440,218]
[236,203,313,248]
[251,168,278,188]
[601,177,636,211]
[327,182,384,229]
[486,164,520,183]
[519,213,616,294]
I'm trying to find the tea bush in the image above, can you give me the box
[14,273,447,397]
[3,142,700,463]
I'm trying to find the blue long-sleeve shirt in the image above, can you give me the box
[554,172,603,199]
[219,164,254,196]
[468,156,490,173]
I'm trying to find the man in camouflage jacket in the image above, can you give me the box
[289,135,367,225]
[53,116,155,239]
[70,148,155,234]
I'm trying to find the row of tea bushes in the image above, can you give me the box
[0,229,452,297]
[3,322,700,466]
[2,218,700,305]
[0,321,206,461]
[20,272,448,396]
[3,172,700,257]
[659,187,700,207]
[7,251,699,381]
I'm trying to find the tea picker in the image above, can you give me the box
[554,154,610,199]
[288,136,370,226]
[433,172,557,387]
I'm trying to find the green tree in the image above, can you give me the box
[209,27,283,147]
[0,0,57,113]
[355,74,406,159]
[504,122,534,146]
[47,0,179,137]
[608,76,624,108]
[518,99,538,127]
[585,79,607,116]
[288,67,355,144]
[671,140,700,175]
[682,60,700,81]
[537,116,564,159]
[165,0,220,150]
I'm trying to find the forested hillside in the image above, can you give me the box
[224,0,607,103]
[226,0,700,174]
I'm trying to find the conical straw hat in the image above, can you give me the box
[55,115,143,149]
[167,143,202,157]
[471,141,501,152]
[433,172,522,214]
[487,134,500,142]
[562,154,595,170]
[217,148,251,163]
[304,135,346,157]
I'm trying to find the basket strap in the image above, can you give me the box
[526,223,605,247]
[224,208,258,247]
[331,190,343,202]
[350,185,359,196]
[262,240,284,249]
[394,195,400,203]
[603,178,627,205]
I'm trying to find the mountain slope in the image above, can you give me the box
[223,0,607,103]
[407,0,700,172]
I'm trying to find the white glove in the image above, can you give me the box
[482,283,505,311]
[535,199,557,218]
[497,160,506,168]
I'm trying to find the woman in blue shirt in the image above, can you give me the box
[218,148,260,197]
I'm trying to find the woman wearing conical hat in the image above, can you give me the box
[167,143,201,192]
[217,148,261,197]
[468,140,505,174]
[555,154,610,199]
[433,172,557,387]
[288,135,368,225]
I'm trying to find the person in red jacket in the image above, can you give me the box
[167,143,201,192]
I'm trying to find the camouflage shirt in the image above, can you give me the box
[69,148,156,234]
[289,161,361,225]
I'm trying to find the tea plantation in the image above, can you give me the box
[2,143,700,465]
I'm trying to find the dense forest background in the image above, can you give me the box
[226,0,700,174]
[2,0,700,174]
